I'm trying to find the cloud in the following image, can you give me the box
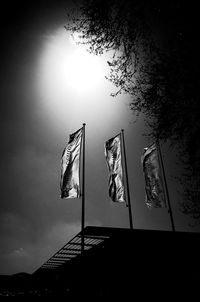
[0,219,81,274]
[0,210,102,275]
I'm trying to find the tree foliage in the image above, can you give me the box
[66,0,200,222]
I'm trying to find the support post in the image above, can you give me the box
[81,123,86,252]
[121,129,133,229]
[156,140,175,232]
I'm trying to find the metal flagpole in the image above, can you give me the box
[81,123,86,252]
[156,139,175,232]
[121,129,133,229]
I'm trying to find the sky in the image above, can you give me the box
[0,0,199,275]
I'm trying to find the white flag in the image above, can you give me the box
[60,128,83,199]
[105,134,126,202]
[141,143,166,208]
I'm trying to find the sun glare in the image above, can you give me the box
[38,29,104,98]
[35,28,130,135]
[65,49,104,92]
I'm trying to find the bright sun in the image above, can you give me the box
[35,28,130,136]
[65,48,103,92]
[38,29,105,98]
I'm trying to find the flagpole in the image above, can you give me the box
[121,129,133,229]
[156,139,175,232]
[81,123,86,252]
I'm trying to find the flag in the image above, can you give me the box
[105,134,126,202]
[60,127,83,199]
[141,143,166,208]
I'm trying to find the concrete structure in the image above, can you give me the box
[33,226,200,298]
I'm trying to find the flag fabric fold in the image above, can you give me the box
[141,143,166,208]
[60,127,83,199]
[105,134,126,203]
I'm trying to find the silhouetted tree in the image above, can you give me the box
[66,0,200,223]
